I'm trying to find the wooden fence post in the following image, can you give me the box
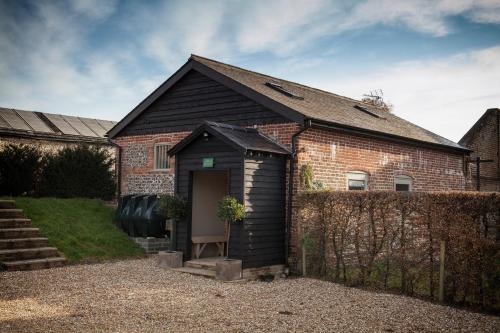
[439,240,446,302]
[302,245,307,276]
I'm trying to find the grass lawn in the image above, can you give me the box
[9,197,144,263]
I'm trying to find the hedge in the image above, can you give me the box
[0,144,116,200]
[0,144,44,196]
[296,191,500,311]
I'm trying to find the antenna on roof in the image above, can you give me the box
[361,89,393,113]
[363,89,383,103]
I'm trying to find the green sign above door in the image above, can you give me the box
[202,157,214,168]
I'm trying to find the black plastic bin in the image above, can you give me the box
[120,195,146,235]
[115,195,166,238]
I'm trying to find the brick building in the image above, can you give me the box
[107,55,470,268]
[0,107,117,154]
[459,108,500,191]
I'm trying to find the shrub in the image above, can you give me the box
[156,194,187,221]
[217,196,245,258]
[38,145,116,200]
[217,196,245,223]
[296,191,500,311]
[0,144,44,196]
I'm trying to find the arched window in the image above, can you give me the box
[346,171,368,190]
[394,175,412,191]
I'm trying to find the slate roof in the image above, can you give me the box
[191,55,464,151]
[169,121,291,156]
[0,107,116,143]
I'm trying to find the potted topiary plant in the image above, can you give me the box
[156,194,187,250]
[216,196,245,258]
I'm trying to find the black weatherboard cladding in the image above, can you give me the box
[120,70,289,136]
[175,134,242,259]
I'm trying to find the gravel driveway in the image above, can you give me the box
[1,258,498,332]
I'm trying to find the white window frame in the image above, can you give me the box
[154,144,170,171]
[346,171,368,190]
[394,175,412,191]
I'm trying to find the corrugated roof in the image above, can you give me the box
[0,107,116,141]
[190,55,464,150]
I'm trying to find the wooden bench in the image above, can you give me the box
[191,236,226,259]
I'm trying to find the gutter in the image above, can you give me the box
[285,119,311,270]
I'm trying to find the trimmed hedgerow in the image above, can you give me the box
[296,191,500,311]
[38,145,116,200]
[0,144,44,196]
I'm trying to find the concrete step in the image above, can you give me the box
[185,260,217,271]
[0,247,59,261]
[172,266,216,278]
[1,257,66,271]
[0,200,16,209]
[0,228,40,239]
[0,209,24,219]
[0,237,49,250]
[0,218,32,228]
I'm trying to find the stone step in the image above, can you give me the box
[172,266,216,278]
[1,257,66,271]
[0,228,40,239]
[0,218,32,228]
[0,237,49,250]
[0,247,59,261]
[0,200,16,209]
[0,209,24,219]
[185,260,217,271]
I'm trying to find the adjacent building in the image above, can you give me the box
[459,108,500,191]
[0,107,116,153]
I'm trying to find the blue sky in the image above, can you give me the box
[1,0,500,142]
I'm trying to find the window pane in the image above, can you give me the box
[395,183,410,191]
[348,179,365,190]
[155,145,169,169]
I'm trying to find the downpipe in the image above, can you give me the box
[285,119,311,272]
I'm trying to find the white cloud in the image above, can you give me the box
[308,46,500,142]
[0,1,158,120]
[69,0,118,20]
[142,0,230,71]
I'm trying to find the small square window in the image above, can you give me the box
[395,175,412,191]
[347,172,368,190]
[154,144,170,170]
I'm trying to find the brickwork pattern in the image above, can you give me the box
[115,131,189,195]
[295,127,466,191]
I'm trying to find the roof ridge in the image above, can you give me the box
[190,54,380,110]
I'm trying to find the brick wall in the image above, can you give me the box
[114,132,189,195]
[295,127,466,191]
